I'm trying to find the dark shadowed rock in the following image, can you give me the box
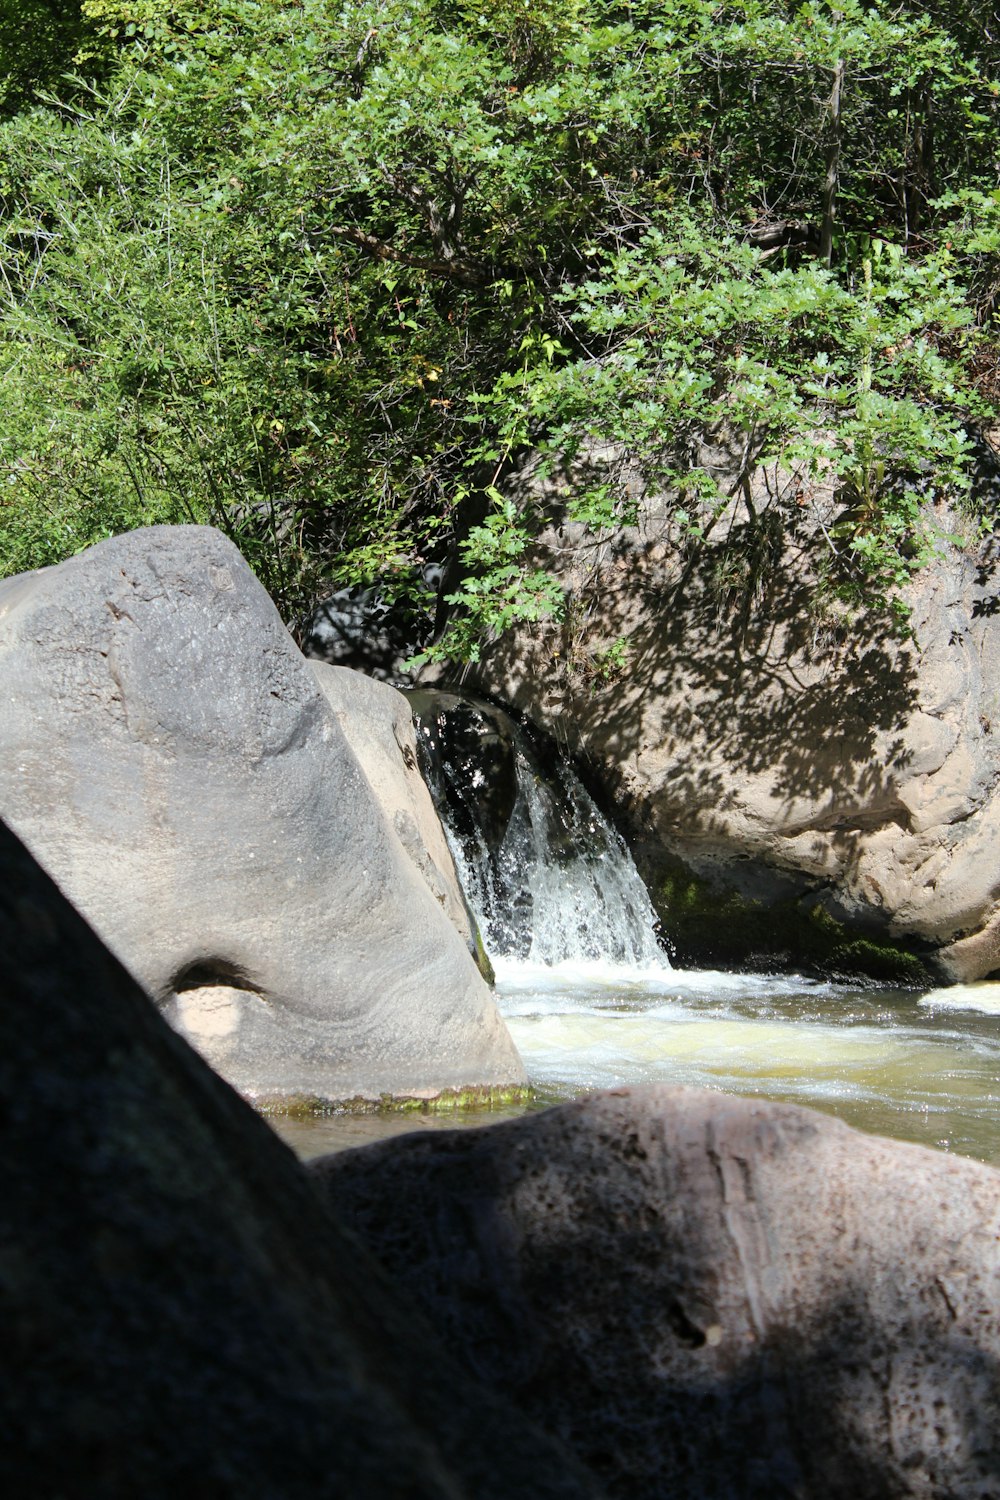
[0,525,523,1104]
[314,1086,1000,1500]
[0,817,602,1498]
[407,689,520,867]
[300,581,410,677]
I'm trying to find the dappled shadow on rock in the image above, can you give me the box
[486,506,918,849]
[449,485,1000,975]
[0,818,602,1499]
[314,1086,1000,1500]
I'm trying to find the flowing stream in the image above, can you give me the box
[494,960,1000,1165]
[276,690,1000,1163]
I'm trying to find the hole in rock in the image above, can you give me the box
[666,1299,707,1348]
[172,958,254,993]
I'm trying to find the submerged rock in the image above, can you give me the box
[0,815,598,1498]
[315,1085,1000,1500]
[0,525,523,1104]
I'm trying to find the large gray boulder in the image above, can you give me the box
[310,662,490,977]
[0,525,524,1104]
[0,814,600,1498]
[314,1085,1000,1500]
[453,468,1000,981]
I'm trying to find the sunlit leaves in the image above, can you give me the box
[0,0,998,653]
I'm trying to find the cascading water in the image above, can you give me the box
[299,684,1000,1176]
[277,690,1000,1166]
[408,688,667,970]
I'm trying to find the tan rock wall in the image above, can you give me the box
[458,479,1000,979]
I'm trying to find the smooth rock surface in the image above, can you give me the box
[310,662,484,968]
[0,816,599,1498]
[453,469,1000,979]
[314,1086,1000,1500]
[0,525,524,1103]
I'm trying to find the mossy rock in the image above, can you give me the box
[470,916,496,986]
[648,856,930,986]
[255,1082,532,1119]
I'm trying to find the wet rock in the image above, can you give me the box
[408,688,520,864]
[0,525,524,1104]
[314,1085,1000,1500]
[0,816,599,1499]
[409,686,666,967]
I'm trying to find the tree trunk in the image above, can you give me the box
[819,57,846,268]
[904,86,934,243]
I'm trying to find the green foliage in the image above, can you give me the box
[0,0,997,654]
[411,493,565,664]
[470,214,987,602]
[0,2,94,116]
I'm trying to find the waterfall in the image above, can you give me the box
[408,689,669,971]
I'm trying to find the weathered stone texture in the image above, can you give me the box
[0,815,598,1498]
[311,661,484,968]
[315,1085,1000,1500]
[0,525,523,1102]
[456,483,1000,979]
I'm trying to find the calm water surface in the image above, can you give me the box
[274,963,1000,1164]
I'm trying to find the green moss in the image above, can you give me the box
[823,938,929,985]
[254,1082,532,1119]
[471,920,496,987]
[650,858,930,986]
[388,1083,531,1112]
[254,1093,341,1121]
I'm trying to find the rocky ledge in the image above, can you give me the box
[457,470,1000,983]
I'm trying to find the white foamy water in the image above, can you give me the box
[503,749,666,967]
[493,959,1000,1165]
[411,691,667,968]
[920,982,1000,1015]
[275,965,1000,1164]
[493,954,825,1003]
[389,688,1000,1172]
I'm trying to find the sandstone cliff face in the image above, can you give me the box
[461,474,1000,981]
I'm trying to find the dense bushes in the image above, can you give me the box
[1,0,998,653]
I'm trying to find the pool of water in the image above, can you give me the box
[273,963,1000,1164]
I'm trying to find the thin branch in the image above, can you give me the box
[328,224,490,286]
